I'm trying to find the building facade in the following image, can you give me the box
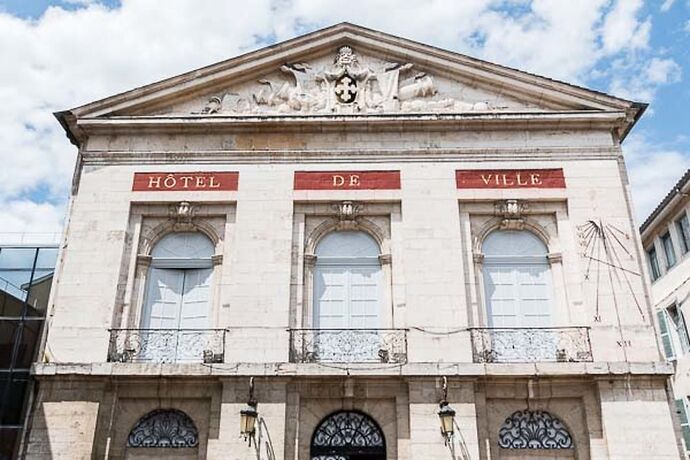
[22,24,680,459]
[642,169,690,458]
[0,238,59,460]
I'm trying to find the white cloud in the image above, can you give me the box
[685,19,690,34]
[624,134,690,222]
[0,200,66,239]
[646,57,682,84]
[601,0,650,53]
[608,56,682,102]
[0,0,684,235]
[660,0,676,12]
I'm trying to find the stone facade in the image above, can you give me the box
[22,23,679,459]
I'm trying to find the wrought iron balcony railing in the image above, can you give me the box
[108,329,225,364]
[289,328,408,364]
[469,327,593,363]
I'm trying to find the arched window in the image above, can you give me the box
[498,409,573,450]
[143,232,214,330]
[313,231,382,330]
[310,410,386,460]
[127,409,199,448]
[482,230,553,328]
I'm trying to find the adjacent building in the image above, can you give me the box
[642,169,690,458]
[0,237,59,460]
[22,24,680,459]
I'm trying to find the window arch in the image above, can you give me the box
[310,410,386,459]
[482,230,553,328]
[127,409,199,448]
[313,231,382,330]
[498,409,573,450]
[149,232,215,268]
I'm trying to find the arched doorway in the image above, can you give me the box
[310,410,386,460]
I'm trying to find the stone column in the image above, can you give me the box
[25,377,106,459]
[407,378,480,459]
[596,378,679,458]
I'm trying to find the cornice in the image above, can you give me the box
[76,111,627,136]
[80,146,621,166]
[32,360,674,378]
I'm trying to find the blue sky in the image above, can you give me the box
[0,0,688,234]
[634,1,689,148]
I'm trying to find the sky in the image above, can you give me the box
[0,0,688,236]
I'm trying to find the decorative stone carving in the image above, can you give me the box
[197,46,503,115]
[495,199,527,230]
[333,201,362,222]
[168,201,197,231]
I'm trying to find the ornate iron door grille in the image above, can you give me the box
[498,409,573,449]
[311,410,386,460]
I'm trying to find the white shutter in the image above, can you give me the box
[676,399,690,457]
[484,265,520,328]
[658,309,676,360]
[314,267,349,329]
[179,268,212,329]
[142,268,184,329]
[348,267,381,329]
[518,265,552,327]
[680,311,690,353]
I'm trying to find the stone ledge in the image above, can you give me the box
[32,361,674,378]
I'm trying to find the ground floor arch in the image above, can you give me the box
[310,410,386,460]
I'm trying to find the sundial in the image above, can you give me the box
[577,219,645,322]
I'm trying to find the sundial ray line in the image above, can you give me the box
[595,231,602,319]
[605,224,632,258]
[604,226,644,319]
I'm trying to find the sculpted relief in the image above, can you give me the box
[198,46,507,115]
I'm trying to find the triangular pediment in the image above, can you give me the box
[150,46,544,117]
[62,23,644,139]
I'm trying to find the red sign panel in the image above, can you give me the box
[132,172,239,191]
[456,169,565,189]
[294,171,401,190]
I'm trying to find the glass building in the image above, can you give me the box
[0,244,58,460]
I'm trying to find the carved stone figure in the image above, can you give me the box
[198,45,499,115]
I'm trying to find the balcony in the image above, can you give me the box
[108,329,225,364]
[469,327,593,363]
[289,328,408,364]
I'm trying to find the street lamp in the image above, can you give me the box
[438,399,456,441]
[438,376,456,444]
[240,400,258,444]
[240,377,258,445]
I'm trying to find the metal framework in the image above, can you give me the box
[469,327,592,363]
[127,409,199,448]
[498,409,573,449]
[108,328,225,364]
[311,410,385,459]
[289,328,407,364]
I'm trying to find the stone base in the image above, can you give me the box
[22,372,680,459]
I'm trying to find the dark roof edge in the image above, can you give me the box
[620,102,648,142]
[54,110,80,147]
[640,168,690,234]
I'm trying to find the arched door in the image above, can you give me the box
[482,230,553,328]
[310,410,386,460]
[313,231,382,330]
[312,231,384,361]
[141,232,214,361]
